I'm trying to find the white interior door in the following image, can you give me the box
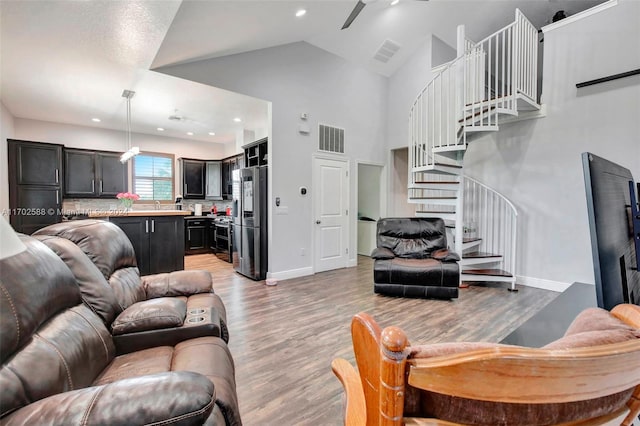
[313,157,349,273]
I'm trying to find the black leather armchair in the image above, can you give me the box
[372,217,460,299]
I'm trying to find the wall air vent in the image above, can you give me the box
[373,39,401,63]
[318,124,345,154]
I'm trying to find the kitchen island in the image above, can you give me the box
[90,210,191,275]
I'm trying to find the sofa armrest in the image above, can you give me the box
[111,297,186,335]
[2,372,215,426]
[143,270,213,299]
[431,248,460,262]
[371,247,395,260]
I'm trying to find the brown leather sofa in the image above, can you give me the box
[0,234,240,425]
[372,217,460,299]
[33,220,229,354]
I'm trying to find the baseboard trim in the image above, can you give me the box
[516,275,572,293]
[348,258,358,268]
[268,266,313,281]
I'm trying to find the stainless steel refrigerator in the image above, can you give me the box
[232,166,268,280]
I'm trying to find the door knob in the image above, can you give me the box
[316,220,321,224]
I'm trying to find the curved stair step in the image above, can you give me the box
[461,269,513,283]
[463,251,502,259]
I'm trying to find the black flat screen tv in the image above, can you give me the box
[582,152,639,310]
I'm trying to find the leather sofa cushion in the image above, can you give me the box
[374,258,459,288]
[0,235,82,364]
[111,297,187,335]
[2,372,215,426]
[143,270,213,299]
[34,220,146,310]
[34,235,122,325]
[94,336,240,426]
[108,267,146,309]
[377,218,446,259]
[33,220,137,280]
[1,305,115,419]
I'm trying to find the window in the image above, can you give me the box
[133,153,174,201]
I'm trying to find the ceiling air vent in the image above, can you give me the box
[373,39,401,63]
[319,124,345,154]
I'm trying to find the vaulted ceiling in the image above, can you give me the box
[0,0,604,145]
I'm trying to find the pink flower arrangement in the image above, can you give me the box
[116,192,140,201]
[116,192,139,208]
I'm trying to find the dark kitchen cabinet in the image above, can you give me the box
[244,137,268,167]
[98,152,128,197]
[185,218,209,254]
[8,140,63,233]
[109,216,185,275]
[221,154,244,200]
[64,149,95,196]
[181,159,205,199]
[64,149,127,198]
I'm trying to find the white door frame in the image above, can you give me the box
[312,153,350,274]
[355,160,386,263]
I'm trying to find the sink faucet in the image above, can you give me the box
[155,200,161,210]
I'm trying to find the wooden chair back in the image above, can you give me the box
[332,304,640,426]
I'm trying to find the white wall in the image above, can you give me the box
[1,102,15,216]
[432,35,456,68]
[386,36,432,152]
[12,118,229,199]
[157,41,388,277]
[463,0,640,289]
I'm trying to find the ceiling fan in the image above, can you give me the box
[341,0,429,30]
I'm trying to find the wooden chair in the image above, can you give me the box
[332,304,640,426]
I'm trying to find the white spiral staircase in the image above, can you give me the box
[408,9,540,290]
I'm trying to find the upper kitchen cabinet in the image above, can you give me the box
[64,148,127,198]
[221,154,244,200]
[244,137,268,167]
[8,139,63,233]
[11,139,62,186]
[206,161,222,200]
[98,152,128,197]
[180,158,205,199]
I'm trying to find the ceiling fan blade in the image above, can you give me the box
[341,0,367,30]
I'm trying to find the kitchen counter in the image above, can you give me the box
[88,210,192,218]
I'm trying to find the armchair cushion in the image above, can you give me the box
[111,297,187,335]
[143,270,213,299]
[544,307,640,350]
[1,372,215,426]
[564,307,637,335]
[371,247,395,260]
[377,217,447,259]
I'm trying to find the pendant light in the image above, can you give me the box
[120,89,140,163]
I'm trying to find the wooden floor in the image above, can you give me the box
[185,254,558,426]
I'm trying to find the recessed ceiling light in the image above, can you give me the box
[91,118,101,122]
[186,132,194,136]
[208,132,216,136]
[233,117,242,123]
[157,127,165,131]
[390,0,399,5]
[296,9,306,17]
